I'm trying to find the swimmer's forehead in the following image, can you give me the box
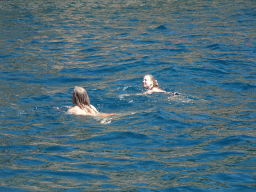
[143,75,151,80]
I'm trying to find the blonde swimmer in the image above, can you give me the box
[142,74,179,95]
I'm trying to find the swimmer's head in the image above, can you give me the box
[72,86,90,109]
[143,74,159,89]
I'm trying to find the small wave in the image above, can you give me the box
[155,25,167,30]
[168,95,192,103]
[100,118,112,124]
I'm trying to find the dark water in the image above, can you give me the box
[0,0,256,191]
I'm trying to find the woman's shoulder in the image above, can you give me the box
[67,106,77,113]
[152,87,166,93]
[68,106,86,115]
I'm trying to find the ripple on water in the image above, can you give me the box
[0,0,255,191]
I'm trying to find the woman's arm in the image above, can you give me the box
[90,105,115,117]
[99,113,116,117]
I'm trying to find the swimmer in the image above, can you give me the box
[142,74,179,95]
[67,86,116,117]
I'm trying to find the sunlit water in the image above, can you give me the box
[0,0,255,191]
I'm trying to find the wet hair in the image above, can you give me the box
[72,86,90,109]
[145,74,159,88]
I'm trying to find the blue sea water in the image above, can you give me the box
[0,0,255,191]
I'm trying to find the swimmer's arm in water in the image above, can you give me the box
[67,109,116,117]
[120,91,180,96]
[54,106,71,112]
[135,90,154,95]
[66,106,115,117]
[167,92,180,95]
[90,105,116,117]
[99,113,116,117]
[135,92,148,95]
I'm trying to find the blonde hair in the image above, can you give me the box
[145,74,159,88]
[72,86,90,109]
[71,86,99,114]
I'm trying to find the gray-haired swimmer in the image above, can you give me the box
[142,74,180,95]
[67,86,116,117]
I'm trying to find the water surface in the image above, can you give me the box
[0,0,255,191]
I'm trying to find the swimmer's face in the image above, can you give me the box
[143,75,153,89]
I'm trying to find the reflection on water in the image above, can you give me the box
[0,0,255,191]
